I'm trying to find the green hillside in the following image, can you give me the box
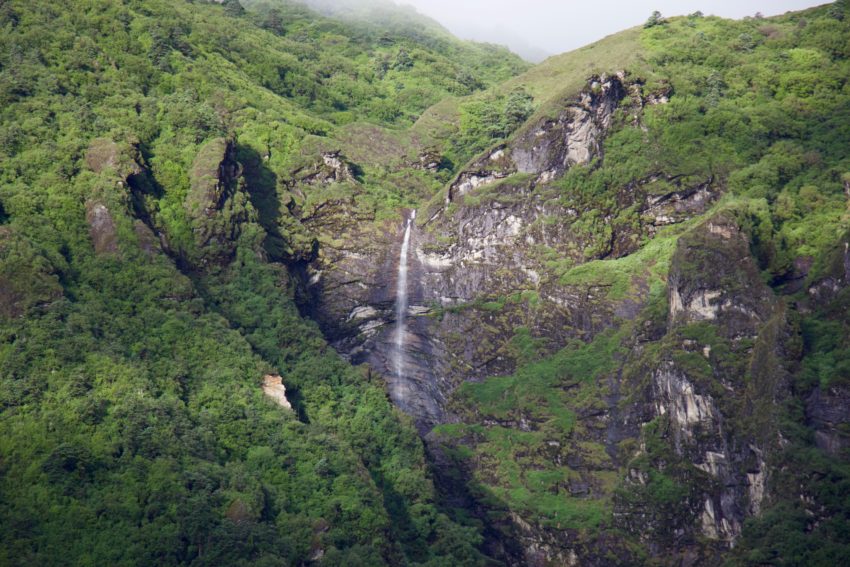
[2,0,850,566]
[0,0,525,565]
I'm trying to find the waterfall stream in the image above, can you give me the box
[394,210,415,383]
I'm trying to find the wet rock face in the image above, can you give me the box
[294,77,769,563]
[808,386,850,454]
[86,202,119,256]
[300,76,712,435]
[300,211,449,430]
[303,182,640,432]
[803,235,850,456]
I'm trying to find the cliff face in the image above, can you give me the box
[292,62,850,563]
[301,75,716,431]
[446,74,632,204]
[3,1,849,564]
[301,76,635,431]
[612,213,796,561]
[293,76,727,563]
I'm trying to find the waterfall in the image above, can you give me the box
[395,210,415,381]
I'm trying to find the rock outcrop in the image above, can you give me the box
[808,385,850,454]
[86,201,119,256]
[668,213,776,332]
[446,73,631,203]
[290,151,355,187]
[292,77,776,565]
[802,232,850,456]
[262,374,292,410]
[299,76,717,436]
[185,137,254,261]
[615,213,791,557]
[84,137,144,181]
[83,136,168,259]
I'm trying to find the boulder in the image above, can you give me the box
[262,374,292,410]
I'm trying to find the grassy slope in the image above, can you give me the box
[503,27,645,105]
[407,27,645,172]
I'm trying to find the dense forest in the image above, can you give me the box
[1,0,849,566]
[0,1,526,564]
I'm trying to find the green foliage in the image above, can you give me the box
[557,226,681,302]
[0,0,525,564]
[561,7,850,290]
[453,87,535,164]
[435,328,627,531]
[430,6,850,560]
[222,0,246,18]
[728,441,850,566]
[644,11,666,29]
[1,0,850,564]
[798,293,850,389]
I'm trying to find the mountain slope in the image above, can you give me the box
[0,0,527,565]
[2,1,850,566]
[288,3,850,565]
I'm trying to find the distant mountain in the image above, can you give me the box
[445,22,552,62]
[247,0,451,35]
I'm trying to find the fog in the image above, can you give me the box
[394,0,828,61]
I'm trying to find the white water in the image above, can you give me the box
[394,210,415,381]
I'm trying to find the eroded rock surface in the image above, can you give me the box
[613,214,791,556]
[86,201,119,256]
[262,374,292,410]
[447,73,632,203]
[292,77,789,565]
[299,76,701,437]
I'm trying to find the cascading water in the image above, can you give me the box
[394,210,415,384]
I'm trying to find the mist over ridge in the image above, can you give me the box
[285,0,828,61]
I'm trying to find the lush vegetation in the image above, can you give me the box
[2,0,850,565]
[434,327,627,532]
[0,0,529,564]
[432,3,850,564]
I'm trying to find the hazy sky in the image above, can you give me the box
[396,0,829,60]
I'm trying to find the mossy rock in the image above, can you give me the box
[186,137,239,219]
[84,137,143,180]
